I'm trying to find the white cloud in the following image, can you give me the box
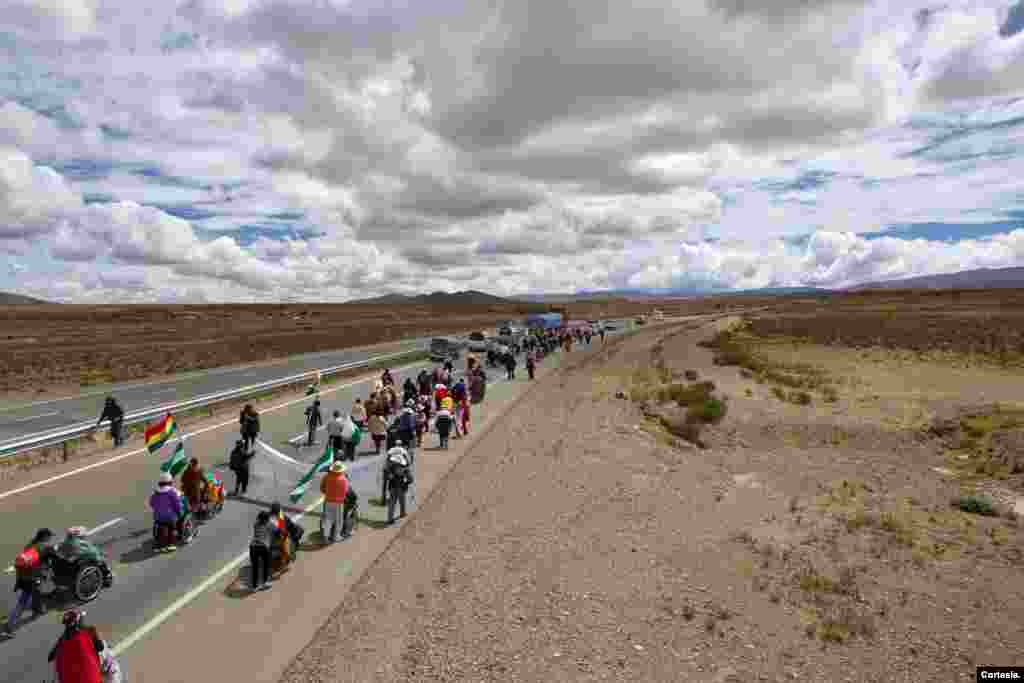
[6,0,1024,302]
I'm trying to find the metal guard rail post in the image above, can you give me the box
[0,348,425,460]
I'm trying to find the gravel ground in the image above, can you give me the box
[279,321,1024,683]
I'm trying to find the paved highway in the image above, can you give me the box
[0,321,636,447]
[0,324,639,683]
[0,337,439,445]
[0,357,456,682]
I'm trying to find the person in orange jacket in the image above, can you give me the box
[319,461,350,543]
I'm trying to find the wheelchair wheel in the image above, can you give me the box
[74,564,104,603]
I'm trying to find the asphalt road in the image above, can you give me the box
[0,321,635,447]
[0,357,450,683]
[0,328,636,683]
[0,337,437,445]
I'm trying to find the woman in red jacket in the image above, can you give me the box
[48,610,103,683]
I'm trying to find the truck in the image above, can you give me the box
[525,312,562,330]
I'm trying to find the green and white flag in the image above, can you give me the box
[160,439,188,477]
[288,441,334,503]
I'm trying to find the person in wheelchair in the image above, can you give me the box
[55,527,113,590]
[149,473,194,552]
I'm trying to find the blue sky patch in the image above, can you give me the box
[151,204,219,221]
[872,221,1024,242]
[1002,0,1024,37]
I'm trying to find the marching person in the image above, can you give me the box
[3,528,55,636]
[47,609,107,683]
[249,511,275,592]
[304,398,323,447]
[181,458,207,512]
[435,403,453,450]
[340,412,361,461]
[96,397,125,448]
[368,411,387,455]
[402,377,417,406]
[326,410,345,457]
[350,398,367,430]
[229,439,254,496]
[320,461,350,543]
[382,446,413,525]
[526,351,536,380]
[397,401,417,461]
[239,405,260,451]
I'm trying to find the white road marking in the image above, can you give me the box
[85,517,124,537]
[10,411,59,423]
[256,440,305,469]
[0,359,432,502]
[109,494,325,658]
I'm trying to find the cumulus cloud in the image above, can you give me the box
[6,0,1024,303]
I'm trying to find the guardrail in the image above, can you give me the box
[0,347,427,461]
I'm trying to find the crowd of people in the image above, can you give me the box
[12,322,609,680]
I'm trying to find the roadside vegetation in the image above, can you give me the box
[700,322,840,405]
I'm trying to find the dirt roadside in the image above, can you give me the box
[278,319,1023,683]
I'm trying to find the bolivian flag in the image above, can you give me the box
[145,414,177,454]
[160,440,188,477]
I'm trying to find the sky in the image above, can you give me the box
[5,1,1024,302]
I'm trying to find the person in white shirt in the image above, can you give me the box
[326,410,344,459]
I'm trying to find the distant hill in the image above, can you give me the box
[0,291,49,304]
[851,267,1024,291]
[349,290,522,306]
[520,286,832,302]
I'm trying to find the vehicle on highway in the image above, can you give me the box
[604,323,619,331]
[429,337,463,362]
[467,332,489,353]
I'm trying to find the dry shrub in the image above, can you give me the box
[661,415,705,447]
[684,369,699,381]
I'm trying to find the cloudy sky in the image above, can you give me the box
[5,1,1024,302]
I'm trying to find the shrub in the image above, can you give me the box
[684,369,699,381]
[951,495,998,516]
[771,386,787,401]
[687,397,727,424]
[791,390,813,405]
[822,386,839,403]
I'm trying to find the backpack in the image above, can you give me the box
[388,463,412,488]
[229,447,245,471]
[14,546,40,573]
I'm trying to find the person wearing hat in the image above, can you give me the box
[48,609,106,683]
[382,447,413,525]
[320,461,350,543]
[4,528,55,636]
[326,409,345,457]
[150,473,184,552]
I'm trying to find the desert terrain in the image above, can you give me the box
[280,289,1023,682]
[0,296,769,400]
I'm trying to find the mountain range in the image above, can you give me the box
[849,266,1024,291]
[9,266,1024,306]
[347,289,523,305]
[0,292,51,304]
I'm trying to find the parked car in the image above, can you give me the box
[430,337,463,362]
